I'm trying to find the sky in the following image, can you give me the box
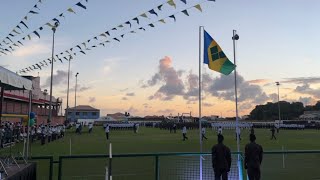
[1,0,320,117]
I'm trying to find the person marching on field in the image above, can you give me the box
[105,124,110,140]
[211,134,231,180]
[182,125,188,141]
[236,127,241,141]
[173,123,177,133]
[201,127,207,140]
[270,126,276,140]
[88,123,93,133]
[218,126,223,135]
[245,134,263,180]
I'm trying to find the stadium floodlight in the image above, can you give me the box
[276,82,281,124]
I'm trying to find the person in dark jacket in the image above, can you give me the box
[250,126,255,135]
[245,134,263,180]
[270,126,276,140]
[211,134,231,180]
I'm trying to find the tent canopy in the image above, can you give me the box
[0,66,32,90]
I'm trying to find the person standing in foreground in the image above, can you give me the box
[245,134,263,180]
[211,134,231,180]
[105,124,110,140]
[182,125,188,141]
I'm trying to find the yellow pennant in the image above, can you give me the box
[118,24,124,28]
[27,34,31,40]
[194,4,202,12]
[159,19,166,24]
[167,0,176,8]
[140,13,148,18]
[24,16,28,20]
[13,29,20,34]
[67,8,76,14]
[46,22,54,28]
[100,33,107,37]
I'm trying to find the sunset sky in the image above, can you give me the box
[1,0,320,117]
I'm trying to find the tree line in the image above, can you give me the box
[249,101,320,120]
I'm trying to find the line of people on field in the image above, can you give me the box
[103,123,140,140]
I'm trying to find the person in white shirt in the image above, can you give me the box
[105,124,110,140]
[201,127,207,140]
[218,126,223,135]
[88,123,93,133]
[236,127,241,141]
[182,126,188,141]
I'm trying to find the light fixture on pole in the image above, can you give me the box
[43,89,48,124]
[48,21,59,124]
[276,82,281,122]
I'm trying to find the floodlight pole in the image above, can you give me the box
[66,57,72,123]
[276,82,281,123]
[75,72,79,108]
[48,22,59,124]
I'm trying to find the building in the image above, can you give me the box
[1,76,63,125]
[299,111,320,120]
[67,105,100,122]
[106,112,126,121]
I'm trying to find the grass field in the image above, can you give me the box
[1,127,320,180]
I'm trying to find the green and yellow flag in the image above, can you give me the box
[204,30,235,75]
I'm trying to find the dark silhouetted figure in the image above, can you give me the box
[211,134,231,180]
[270,126,276,140]
[245,134,263,180]
[250,126,255,135]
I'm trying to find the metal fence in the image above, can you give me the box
[23,150,320,180]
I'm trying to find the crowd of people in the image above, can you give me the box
[0,121,66,148]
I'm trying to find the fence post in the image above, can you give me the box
[58,156,63,180]
[282,146,285,168]
[49,156,53,180]
[155,155,159,180]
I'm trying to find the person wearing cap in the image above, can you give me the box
[211,134,231,180]
[245,134,263,180]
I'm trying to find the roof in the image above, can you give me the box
[0,66,32,90]
[69,105,99,111]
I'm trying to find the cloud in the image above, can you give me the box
[294,83,320,98]
[144,56,185,100]
[269,93,278,102]
[183,71,199,100]
[282,77,320,84]
[127,106,139,114]
[247,79,271,84]
[298,96,314,105]
[60,84,92,94]
[126,92,135,96]
[43,70,70,87]
[157,109,174,114]
[203,102,214,107]
[89,97,96,103]
[120,88,129,92]
[13,44,51,57]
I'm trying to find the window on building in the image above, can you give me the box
[68,112,72,115]
[76,112,80,116]
[83,112,88,116]
[92,112,97,116]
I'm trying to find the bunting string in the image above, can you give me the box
[0,0,89,56]
[18,0,215,73]
[0,0,47,48]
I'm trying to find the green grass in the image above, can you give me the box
[2,127,320,180]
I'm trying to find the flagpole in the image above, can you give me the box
[198,26,203,180]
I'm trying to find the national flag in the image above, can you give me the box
[203,30,235,75]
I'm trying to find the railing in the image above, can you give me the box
[19,150,320,180]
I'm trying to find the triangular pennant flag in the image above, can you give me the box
[169,15,176,21]
[64,57,68,61]
[46,22,54,28]
[112,28,117,31]
[125,21,132,27]
[167,0,176,8]
[113,38,120,42]
[118,24,124,28]
[140,13,148,18]
[87,39,91,43]
[6,37,13,43]
[157,5,163,10]
[9,34,14,37]
[16,25,23,32]
[76,2,86,9]
[13,29,21,34]
[149,9,158,16]
[180,0,187,4]
[67,8,76,14]
[148,23,155,27]
[18,41,23,46]
[105,40,110,43]
[80,50,86,54]
[133,17,139,24]
[9,46,14,51]
[24,16,28,20]
[39,26,43,30]
[139,27,146,31]
[130,31,136,33]
[13,43,19,47]
[182,10,189,16]
[100,33,107,37]
[194,4,202,12]
[22,37,26,40]
[60,52,63,55]
[59,13,65,18]
[82,42,87,48]
[20,21,28,28]
[36,64,42,70]
[91,45,97,48]
[159,19,166,23]
[34,4,40,10]
[58,58,63,63]
[70,48,73,51]
[33,31,40,38]
[76,45,82,50]
[121,34,125,38]
[53,18,60,24]
[99,43,105,47]
[29,10,39,14]
[105,31,110,36]
[94,37,98,40]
